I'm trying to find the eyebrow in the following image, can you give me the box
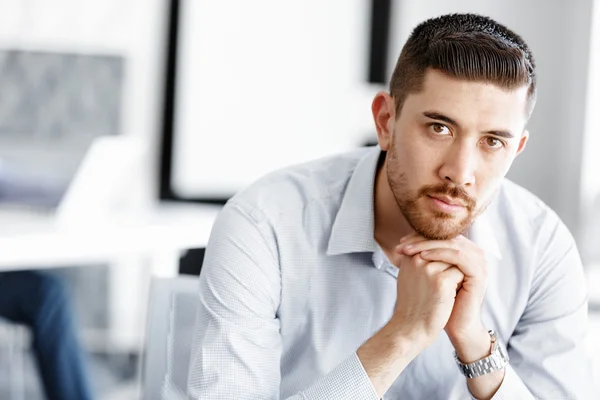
[423,111,515,139]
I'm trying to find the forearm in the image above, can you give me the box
[357,316,424,398]
[467,371,505,400]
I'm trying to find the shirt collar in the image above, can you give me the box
[326,147,381,255]
[326,146,503,260]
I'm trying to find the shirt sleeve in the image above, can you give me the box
[487,218,596,399]
[187,201,379,400]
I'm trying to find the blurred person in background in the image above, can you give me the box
[0,162,94,400]
[0,272,94,400]
[188,13,594,400]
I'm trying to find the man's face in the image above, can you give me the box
[380,69,529,240]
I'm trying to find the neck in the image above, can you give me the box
[373,157,414,254]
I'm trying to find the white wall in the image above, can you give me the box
[389,0,595,241]
[580,0,600,264]
[582,1,600,210]
[171,0,380,198]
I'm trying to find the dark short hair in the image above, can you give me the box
[389,13,536,118]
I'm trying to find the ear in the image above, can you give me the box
[372,91,396,151]
[515,129,529,156]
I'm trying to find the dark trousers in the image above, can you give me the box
[0,270,93,400]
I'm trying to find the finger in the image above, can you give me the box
[411,254,429,268]
[440,266,465,291]
[401,239,456,255]
[442,265,464,281]
[395,235,429,254]
[419,248,482,278]
[399,232,419,243]
[402,234,475,256]
[423,260,454,275]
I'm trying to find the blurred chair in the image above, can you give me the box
[0,318,31,400]
[141,275,199,400]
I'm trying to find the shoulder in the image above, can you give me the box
[497,179,574,253]
[497,179,551,217]
[227,147,371,223]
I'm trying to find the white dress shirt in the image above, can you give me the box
[187,146,594,399]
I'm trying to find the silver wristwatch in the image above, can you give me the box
[454,330,509,379]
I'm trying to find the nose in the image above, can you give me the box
[438,141,476,187]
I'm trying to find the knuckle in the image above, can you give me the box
[424,263,437,277]
[454,248,464,261]
[412,254,426,266]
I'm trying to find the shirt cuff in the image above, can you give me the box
[296,352,379,400]
[488,364,535,400]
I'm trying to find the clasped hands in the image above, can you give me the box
[391,233,491,360]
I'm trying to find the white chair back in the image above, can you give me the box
[141,275,199,400]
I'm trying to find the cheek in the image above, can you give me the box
[489,153,515,180]
[391,147,427,189]
[395,131,438,174]
[475,157,512,201]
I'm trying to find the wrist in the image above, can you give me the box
[448,326,491,364]
[357,316,425,397]
[388,314,434,353]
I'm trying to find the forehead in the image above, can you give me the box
[402,69,529,132]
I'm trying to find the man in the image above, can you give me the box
[187,13,594,399]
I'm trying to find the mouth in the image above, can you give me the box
[427,195,467,213]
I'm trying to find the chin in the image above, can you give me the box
[413,224,465,241]
[409,209,473,240]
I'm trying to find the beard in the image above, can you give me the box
[386,143,482,240]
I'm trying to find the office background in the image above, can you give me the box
[0,0,598,398]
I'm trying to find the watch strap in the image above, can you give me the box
[454,330,509,379]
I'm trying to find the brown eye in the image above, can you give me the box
[485,137,503,149]
[430,123,449,135]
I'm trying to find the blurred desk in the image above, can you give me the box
[0,202,222,351]
[0,202,222,275]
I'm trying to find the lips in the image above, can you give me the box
[428,194,466,207]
